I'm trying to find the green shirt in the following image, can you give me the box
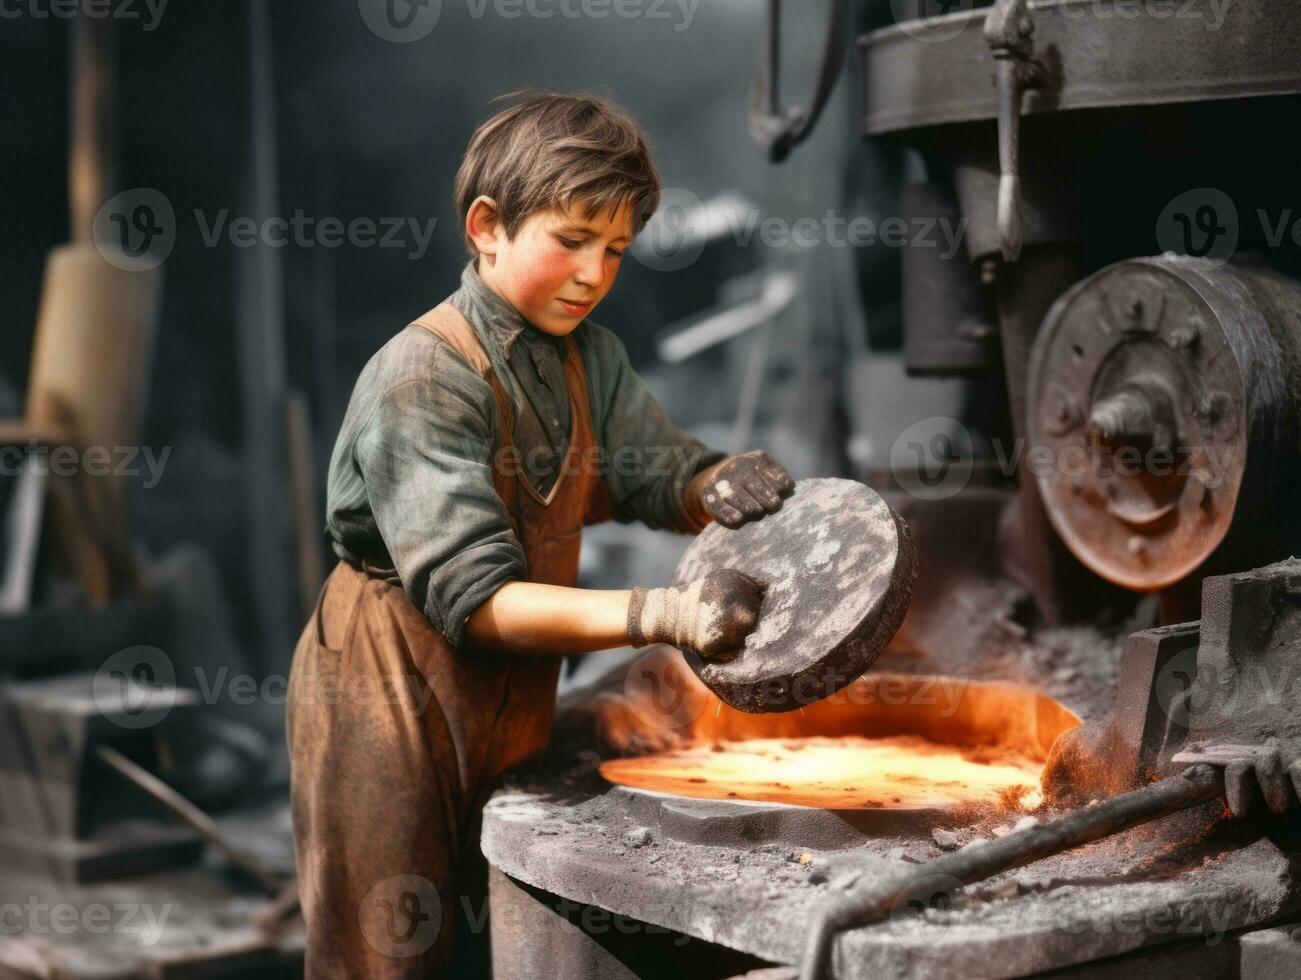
[325,259,726,651]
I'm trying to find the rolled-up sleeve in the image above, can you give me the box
[355,347,525,650]
[584,323,727,534]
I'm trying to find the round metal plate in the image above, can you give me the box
[672,478,916,713]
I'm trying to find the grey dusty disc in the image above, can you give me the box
[673,478,916,713]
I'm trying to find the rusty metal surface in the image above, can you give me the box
[672,479,917,713]
[1027,257,1301,591]
[860,1,1301,135]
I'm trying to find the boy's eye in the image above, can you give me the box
[607,247,624,259]
[558,237,582,250]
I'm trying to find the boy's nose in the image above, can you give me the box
[573,252,607,290]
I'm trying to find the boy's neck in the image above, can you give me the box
[473,255,515,314]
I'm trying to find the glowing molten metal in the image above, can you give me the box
[588,650,1079,812]
[600,735,1043,810]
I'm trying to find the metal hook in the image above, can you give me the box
[749,0,852,164]
[984,0,1043,263]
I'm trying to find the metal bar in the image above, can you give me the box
[236,0,296,673]
[0,459,47,615]
[767,0,781,116]
[799,764,1223,979]
[96,744,284,896]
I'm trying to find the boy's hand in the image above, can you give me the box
[697,451,796,529]
[628,570,766,658]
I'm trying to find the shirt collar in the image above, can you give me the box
[449,257,531,358]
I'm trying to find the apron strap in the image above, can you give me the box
[410,303,514,438]
[410,302,521,523]
[410,303,492,377]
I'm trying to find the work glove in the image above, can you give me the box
[1174,741,1301,818]
[627,569,766,658]
[699,451,796,529]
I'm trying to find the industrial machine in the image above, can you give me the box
[477,1,1301,977]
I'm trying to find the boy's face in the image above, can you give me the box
[472,198,635,336]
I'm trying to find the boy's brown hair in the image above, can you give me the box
[454,90,661,256]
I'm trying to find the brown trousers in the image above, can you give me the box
[287,304,612,977]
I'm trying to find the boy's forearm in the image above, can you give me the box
[466,581,633,655]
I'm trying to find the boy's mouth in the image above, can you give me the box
[557,298,593,316]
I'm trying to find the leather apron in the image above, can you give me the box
[287,302,612,978]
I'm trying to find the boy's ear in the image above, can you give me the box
[466,195,503,255]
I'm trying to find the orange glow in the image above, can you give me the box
[600,735,1044,810]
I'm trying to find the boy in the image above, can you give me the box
[287,91,795,977]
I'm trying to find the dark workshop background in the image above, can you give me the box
[0,1,932,708]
